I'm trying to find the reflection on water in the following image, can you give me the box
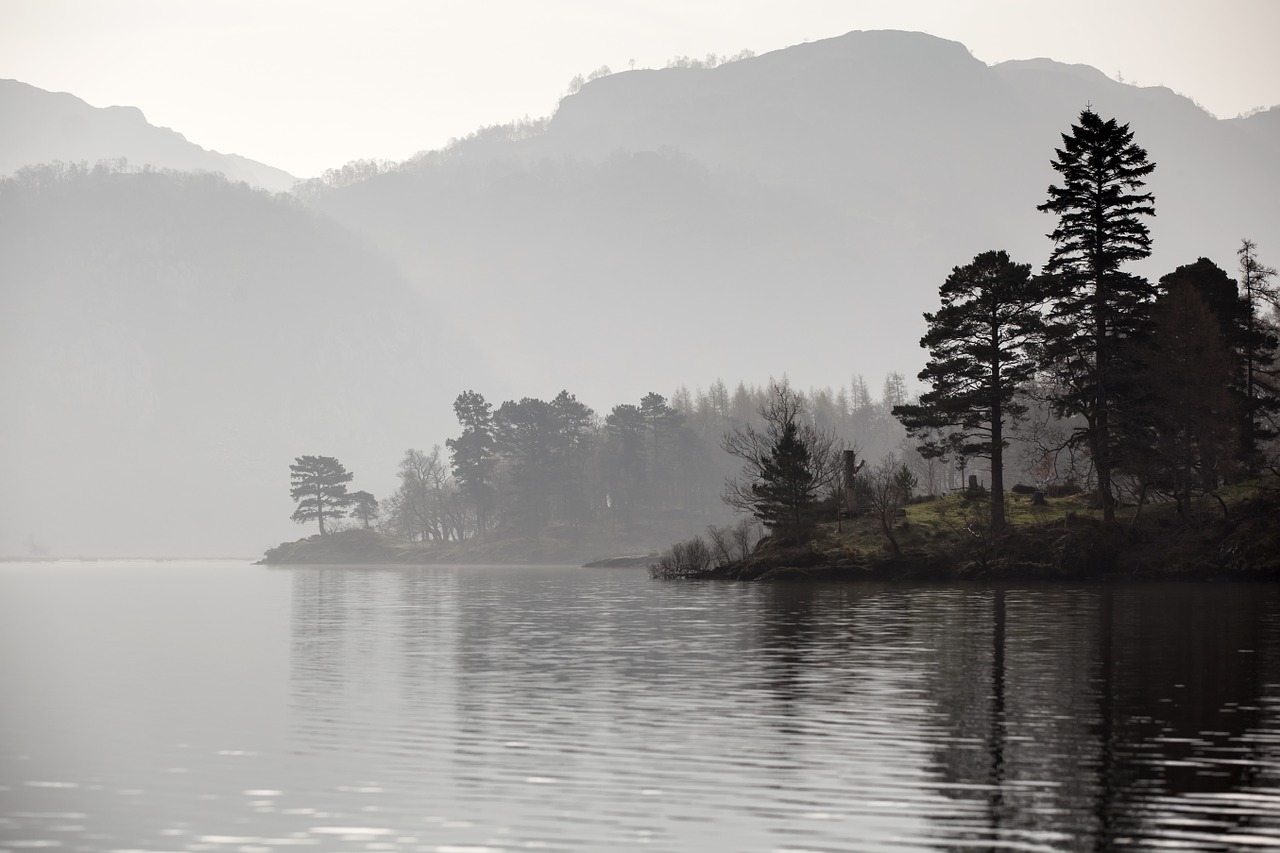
[2,562,1279,851]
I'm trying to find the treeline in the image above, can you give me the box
[364,376,942,544]
[894,108,1279,534]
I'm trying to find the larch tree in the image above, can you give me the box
[289,455,354,535]
[893,250,1042,530]
[1036,107,1157,523]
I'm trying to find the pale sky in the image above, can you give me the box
[3,0,1278,178]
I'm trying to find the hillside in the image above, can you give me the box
[313,30,1280,409]
[0,79,296,191]
[0,164,490,557]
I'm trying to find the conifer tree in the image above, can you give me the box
[750,417,817,540]
[446,390,497,534]
[1037,108,1156,522]
[722,383,839,542]
[289,455,354,535]
[1237,239,1280,469]
[893,250,1041,529]
[348,490,379,529]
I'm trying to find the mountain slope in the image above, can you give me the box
[0,79,296,191]
[312,30,1278,410]
[0,164,490,557]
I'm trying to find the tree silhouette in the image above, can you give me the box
[348,490,379,529]
[289,455,353,535]
[894,250,1042,529]
[722,383,840,542]
[751,417,817,541]
[1037,107,1156,523]
[446,390,497,535]
[1237,239,1280,470]
[1126,281,1239,515]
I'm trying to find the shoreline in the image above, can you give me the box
[259,484,1280,581]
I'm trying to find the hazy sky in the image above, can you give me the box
[4,0,1279,177]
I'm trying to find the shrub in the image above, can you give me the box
[648,535,713,579]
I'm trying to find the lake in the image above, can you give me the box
[1,561,1278,851]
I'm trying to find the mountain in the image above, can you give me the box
[0,79,295,191]
[0,164,490,557]
[312,30,1279,412]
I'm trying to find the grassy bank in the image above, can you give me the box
[655,479,1280,582]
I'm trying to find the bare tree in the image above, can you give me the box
[857,455,917,557]
[731,517,762,561]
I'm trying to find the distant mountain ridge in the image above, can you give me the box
[312,29,1280,406]
[0,79,296,191]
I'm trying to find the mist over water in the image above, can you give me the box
[3,561,1279,851]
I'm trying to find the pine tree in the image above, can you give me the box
[1037,108,1157,522]
[494,397,557,533]
[722,383,838,543]
[893,250,1042,529]
[750,417,817,541]
[289,455,354,535]
[1237,239,1280,470]
[348,491,379,529]
[445,390,497,535]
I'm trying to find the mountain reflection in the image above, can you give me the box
[287,567,1280,850]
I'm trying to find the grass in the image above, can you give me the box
[795,477,1280,568]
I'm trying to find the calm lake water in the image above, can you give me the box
[1,561,1279,852]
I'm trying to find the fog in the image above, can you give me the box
[1,30,1277,557]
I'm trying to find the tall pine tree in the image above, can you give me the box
[750,417,817,541]
[289,455,354,535]
[1037,108,1156,523]
[894,250,1042,530]
[1237,239,1280,470]
[446,390,497,535]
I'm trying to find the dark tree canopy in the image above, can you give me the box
[348,490,379,529]
[494,397,558,533]
[750,417,817,540]
[1158,257,1271,473]
[1036,107,1157,522]
[722,383,841,542]
[289,455,354,535]
[894,250,1041,529]
[446,390,497,534]
[1125,280,1239,512]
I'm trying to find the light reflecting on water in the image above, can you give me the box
[2,561,1279,851]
